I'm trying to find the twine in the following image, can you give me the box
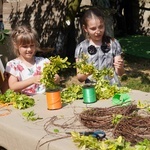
[0,103,12,116]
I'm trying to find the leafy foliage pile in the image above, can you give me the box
[41,56,70,91]
[71,132,150,150]
[61,84,82,103]
[22,111,42,121]
[93,68,129,99]
[61,54,129,103]
[0,89,35,109]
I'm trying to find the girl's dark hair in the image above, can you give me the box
[81,7,112,44]
[81,7,104,27]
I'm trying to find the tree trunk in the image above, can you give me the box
[56,0,82,59]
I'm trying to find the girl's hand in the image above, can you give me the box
[113,59,124,69]
[113,55,125,76]
[54,74,60,84]
[113,56,124,69]
[33,75,42,84]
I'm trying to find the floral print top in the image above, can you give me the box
[6,57,49,95]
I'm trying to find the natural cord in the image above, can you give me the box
[0,103,12,116]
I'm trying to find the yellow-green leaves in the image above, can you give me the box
[22,111,42,121]
[61,84,82,103]
[41,56,70,90]
[112,114,123,125]
[71,132,150,150]
[0,89,35,109]
[75,54,95,75]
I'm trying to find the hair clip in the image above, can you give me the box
[88,45,97,55]
[101,43,110,53]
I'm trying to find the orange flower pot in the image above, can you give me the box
[46,90,62,110]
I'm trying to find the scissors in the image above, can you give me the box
[66,130,106,140]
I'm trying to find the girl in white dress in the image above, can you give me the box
[5,25,60,95]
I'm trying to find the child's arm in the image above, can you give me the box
[8,74,41,92]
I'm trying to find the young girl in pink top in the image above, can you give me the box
[5,25,60,95]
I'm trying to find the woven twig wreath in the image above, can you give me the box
[114,115,150,145]
[80,104,137,129]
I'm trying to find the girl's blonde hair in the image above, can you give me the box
[11,25,40,56]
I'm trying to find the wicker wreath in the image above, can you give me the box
[79,104,137,129]
[114,115,150,144]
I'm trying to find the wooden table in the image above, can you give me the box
[0,90,150,150]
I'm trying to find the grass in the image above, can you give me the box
[121,54,150,92]
[118,35,150,92]
[119,35,150,59]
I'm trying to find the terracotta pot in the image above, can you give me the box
[46,90,62,110]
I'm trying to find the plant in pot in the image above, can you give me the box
[40,55,70,110]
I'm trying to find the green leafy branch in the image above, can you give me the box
[71,132,150,150]
[75,53,95,75]
[22,110,42,121]
[61,84,83,103]
[0,89,35,109]
[40,56,70,91]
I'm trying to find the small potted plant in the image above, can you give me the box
[40,55,70,110]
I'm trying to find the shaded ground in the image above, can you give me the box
[119,35,150,59]
[124,54,150,75]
